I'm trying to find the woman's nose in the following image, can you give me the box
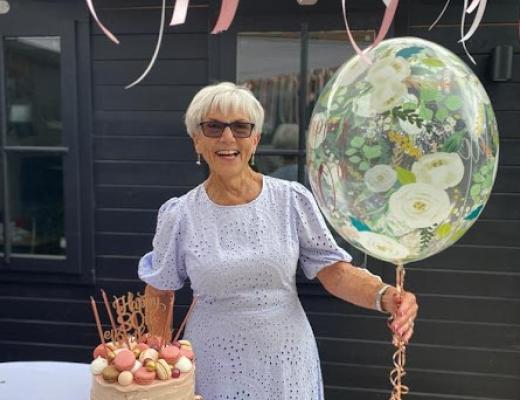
[220,126,236,140]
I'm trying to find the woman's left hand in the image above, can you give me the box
[382,288,418,344]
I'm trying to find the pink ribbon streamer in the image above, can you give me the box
[341,0,400,64]
[211,0,240,34]
[85,0,119,44]
[125,0,167,89]
[169,0,190,26]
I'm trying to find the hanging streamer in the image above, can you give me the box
[125,0,167,89]
[428,0,451,31]
[169,0,190,26]
[459,0,488,43]
[211,0,240,34]
[460,0,476,65]
[341,0,400,64]
[85,0,119,44]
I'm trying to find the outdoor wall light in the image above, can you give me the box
[0,1,9,14]
[490,45,513,82]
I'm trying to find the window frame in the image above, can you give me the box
[0,11,94,283]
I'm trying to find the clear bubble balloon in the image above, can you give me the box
[307,37,499,264]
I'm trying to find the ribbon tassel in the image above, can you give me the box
[211,0,240,34]
[85,0,119,44]
[341,0,400,64]
[125,0,167,89]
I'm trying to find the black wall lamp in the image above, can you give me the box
[490,45,513,82]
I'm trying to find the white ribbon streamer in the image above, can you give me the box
[125,0,167,89]
[85,0,119,44]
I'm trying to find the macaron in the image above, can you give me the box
[102,365,120,383]
[146,335,163,350]
[130,360,142,374]
[139,348,159,364]
[117,371,134,386]
[90,356,108,375]
[178,340,192,349]
[156,359,171,380]
[194,396,204,400]
[136,342,149,352]
[134,367,156,385]
[159,345,181,364]
[180,348,194,361]
[174,356,192,373]
[93,344,108,359]
[114,349,136,372]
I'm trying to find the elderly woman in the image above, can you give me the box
[138,82,418,399]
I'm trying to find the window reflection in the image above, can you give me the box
[4,154,65,256]
[5,36,62,146]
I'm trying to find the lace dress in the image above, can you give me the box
[138,175,352,400]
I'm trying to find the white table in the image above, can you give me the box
[0,361,91,400]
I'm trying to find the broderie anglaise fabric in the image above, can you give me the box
[139,176,352,400]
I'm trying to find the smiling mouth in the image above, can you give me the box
[215,150,240,159]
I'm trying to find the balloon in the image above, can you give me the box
[307,37,499,264]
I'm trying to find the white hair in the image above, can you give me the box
[184,82,264,137]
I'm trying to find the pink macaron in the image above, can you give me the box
[160,345,181,364]
[113,349,136,372]
[93,344,108,359]
[134,367,156,385]
[136,342,149,352]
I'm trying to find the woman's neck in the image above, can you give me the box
[204,169,263,206]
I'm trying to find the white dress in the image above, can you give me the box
[138,175,352,400]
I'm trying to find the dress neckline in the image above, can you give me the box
[201,174,266,208]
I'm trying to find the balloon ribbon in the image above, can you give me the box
[388,263,409,400]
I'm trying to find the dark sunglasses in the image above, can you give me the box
[199,120,255,138]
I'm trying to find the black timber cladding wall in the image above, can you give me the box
[1,1,519,399]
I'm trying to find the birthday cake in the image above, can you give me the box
[89,291,202,400]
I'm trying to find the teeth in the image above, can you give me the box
[216,150,239,156]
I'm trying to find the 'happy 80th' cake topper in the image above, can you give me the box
[90,289,197,352]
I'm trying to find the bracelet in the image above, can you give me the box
[375,284,391,313]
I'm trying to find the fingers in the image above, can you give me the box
[388,291,418,344]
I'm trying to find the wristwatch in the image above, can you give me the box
[375,284,391,313]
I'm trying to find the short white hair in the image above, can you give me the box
[184,82,264,137]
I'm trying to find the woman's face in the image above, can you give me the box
[193,108,259,179]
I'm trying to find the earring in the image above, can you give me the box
[250,153,255,166]
[196,153,201,165]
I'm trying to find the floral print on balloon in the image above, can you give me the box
[307,37,499,264]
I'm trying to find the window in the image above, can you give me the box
[0,14,91,279]
[237,28,374,188]
[2,37,65,258]
[236,26,374,264]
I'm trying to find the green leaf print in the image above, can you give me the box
[435,107,449,122]
[421,88,439,102]
[396,167,416,185]
[350,136,365,148]
[444,95,463,111]
[423,57,445,68]
[362,145,382,160]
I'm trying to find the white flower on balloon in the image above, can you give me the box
[412,152,465,189]
[366,56,411,87]
[364,165,397,193]
[370,80,408,113]
[357,231,410,261]
[336,58,369,87]
[352,94,376,118]
[389,183,451,229]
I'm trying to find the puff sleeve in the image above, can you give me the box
[138,197,187,290]
[290,182,352,279]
